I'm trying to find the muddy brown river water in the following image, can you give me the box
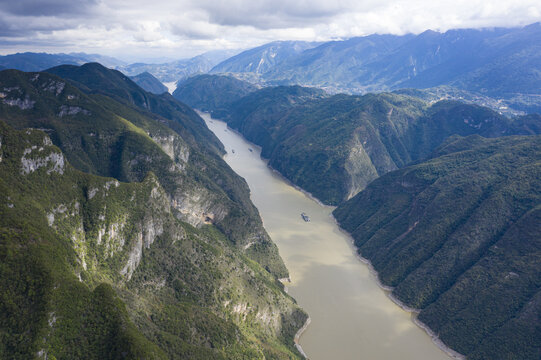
[202,112,452,360]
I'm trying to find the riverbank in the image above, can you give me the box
[294,317,312,359]
[203,111,331,209]
[331,214,465,360]
[203,112,453,360]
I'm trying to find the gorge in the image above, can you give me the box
[202,112,456,360]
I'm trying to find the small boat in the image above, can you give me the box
[248,148,253,152]
[301,212,310,222]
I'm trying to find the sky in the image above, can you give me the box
[0,0,540,62]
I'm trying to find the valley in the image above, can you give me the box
[202,113,455,360]
[1,15,541,360]
[183,79,541,359]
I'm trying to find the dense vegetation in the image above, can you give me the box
[42,63,288,273]
[45,63,225,155]
[212,84,540,204]
[0,68,306,358]
[173,74,257,113]
[130,72,168,94]
[334,135,541,359]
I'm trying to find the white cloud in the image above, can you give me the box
[0,0,540,61]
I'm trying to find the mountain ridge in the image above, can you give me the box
[333,134,541,360]
[200,84,540,204]
[0,67,306,358]
[130,72,168,94]
[208,23,541,112]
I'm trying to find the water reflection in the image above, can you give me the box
[202,112,451,360]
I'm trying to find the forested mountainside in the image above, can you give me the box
[333,135,541,360]
[129,72,168,94]
[6,66,282,272]
[203,84,540,204]
[0,68,306,359]
[173,74,258,113]
[45,63,225,156]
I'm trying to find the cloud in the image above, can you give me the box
[0,0,99,16]
[189,0,385,30]
[0,0,540,61]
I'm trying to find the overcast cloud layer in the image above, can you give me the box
[0,0,540,61]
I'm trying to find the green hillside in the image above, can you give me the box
[334,135,541,360]
[173,74,257,113]
[0,69,305,358]
[215,86,538,205]
[130,72,168,95]
[0,68,287,276]
[45,63,224,155]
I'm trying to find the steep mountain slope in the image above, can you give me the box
[0,121,306,359]
[45,62,224,155]
[210,41,319,76]
[1,67,288,276]
[264,34,414,91]
[333,135,541,360]
[213,85,540,204]
[173,74,258,113]
[130,72,168,94]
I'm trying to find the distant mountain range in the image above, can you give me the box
[2,23,540,114]
[208,23,541,113]
[210,23,541,94]
[0,52,126,71]
[118,50,240,83]
[0,50,239,85]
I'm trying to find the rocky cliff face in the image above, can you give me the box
[0,68,304,358]
[0,120,306,359]
[0,68,288,278]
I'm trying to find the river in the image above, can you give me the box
[201,112,453,360]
